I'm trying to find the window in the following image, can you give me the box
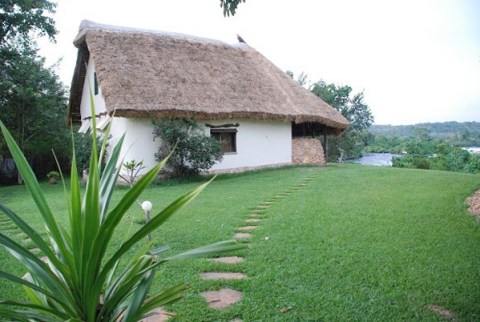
[211,128,237,153]
[94,72,99,95]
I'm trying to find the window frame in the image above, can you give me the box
[210,128,238,154]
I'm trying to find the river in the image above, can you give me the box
[352,148,480,167]
[351,153,401,167]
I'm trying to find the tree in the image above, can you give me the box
[287,70,309,87]
[152,119,223,177]
[310,80,374,161]
[0,40,67,183]
[0,0,57,47]
[220,0,245,16]
[0,1,67,184]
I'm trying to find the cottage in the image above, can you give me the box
[68,21,348,174]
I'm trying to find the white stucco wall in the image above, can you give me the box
[206,120,292,171]
[109,117,160,175]
[109,119,292,175]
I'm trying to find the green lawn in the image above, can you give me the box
[1,165,479,321]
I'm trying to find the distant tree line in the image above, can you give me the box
[370,122,480,147]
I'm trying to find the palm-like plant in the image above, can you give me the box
[0,102,242,321]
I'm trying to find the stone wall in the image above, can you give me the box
[292,138,326,165]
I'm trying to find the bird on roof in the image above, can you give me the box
[237,34,247,44]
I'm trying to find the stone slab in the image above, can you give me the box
[234,232,251,239]
[200,272,246,280]
[201,288,243,309]
[210,256,245,264]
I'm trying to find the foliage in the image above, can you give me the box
[0,0,67,183]
[390,143,480,174]
[366,131,438,155]
[310,80,374,161]
[0,101,243,320]
[0,0,57,48]
[365,134,408,154]
[71,130,104,177]
[286,70,309,87]
[0,43,69,180]
[370,121,480,147]
[0,41,68,152]
[119,160,146,186]
[0,39,68,182]
[367,129,480,173]
[220,0,245,16]
[392,154,431,170]
[46,170,59,179]
[152,119,223,178]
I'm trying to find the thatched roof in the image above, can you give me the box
[68,21,349,135]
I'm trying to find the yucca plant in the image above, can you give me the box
[0,101,243,321]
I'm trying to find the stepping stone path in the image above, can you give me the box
[200,272,246,280]
[234,232,251,239]
[427,304,457,321]
[201,289,243,309]
[195,171,322,318]
[210,256,245,264]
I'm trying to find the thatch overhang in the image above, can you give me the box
[68,21,349,136]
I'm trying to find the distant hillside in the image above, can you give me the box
[370,121,480,146]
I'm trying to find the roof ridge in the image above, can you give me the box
[77,20,248,49]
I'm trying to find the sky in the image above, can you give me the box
[38,0,480,125]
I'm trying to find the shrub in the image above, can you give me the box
[72,130,103,176]
[392,155,431,169]
[118,159,145,185]
[152,119,223,177]
[46,170,60,179]
[46,170,60,184]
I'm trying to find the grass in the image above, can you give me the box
[1,165,479,320]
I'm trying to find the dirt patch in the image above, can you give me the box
[427,304,457,321]
[201,288,243,309]
[466,189,480,216]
